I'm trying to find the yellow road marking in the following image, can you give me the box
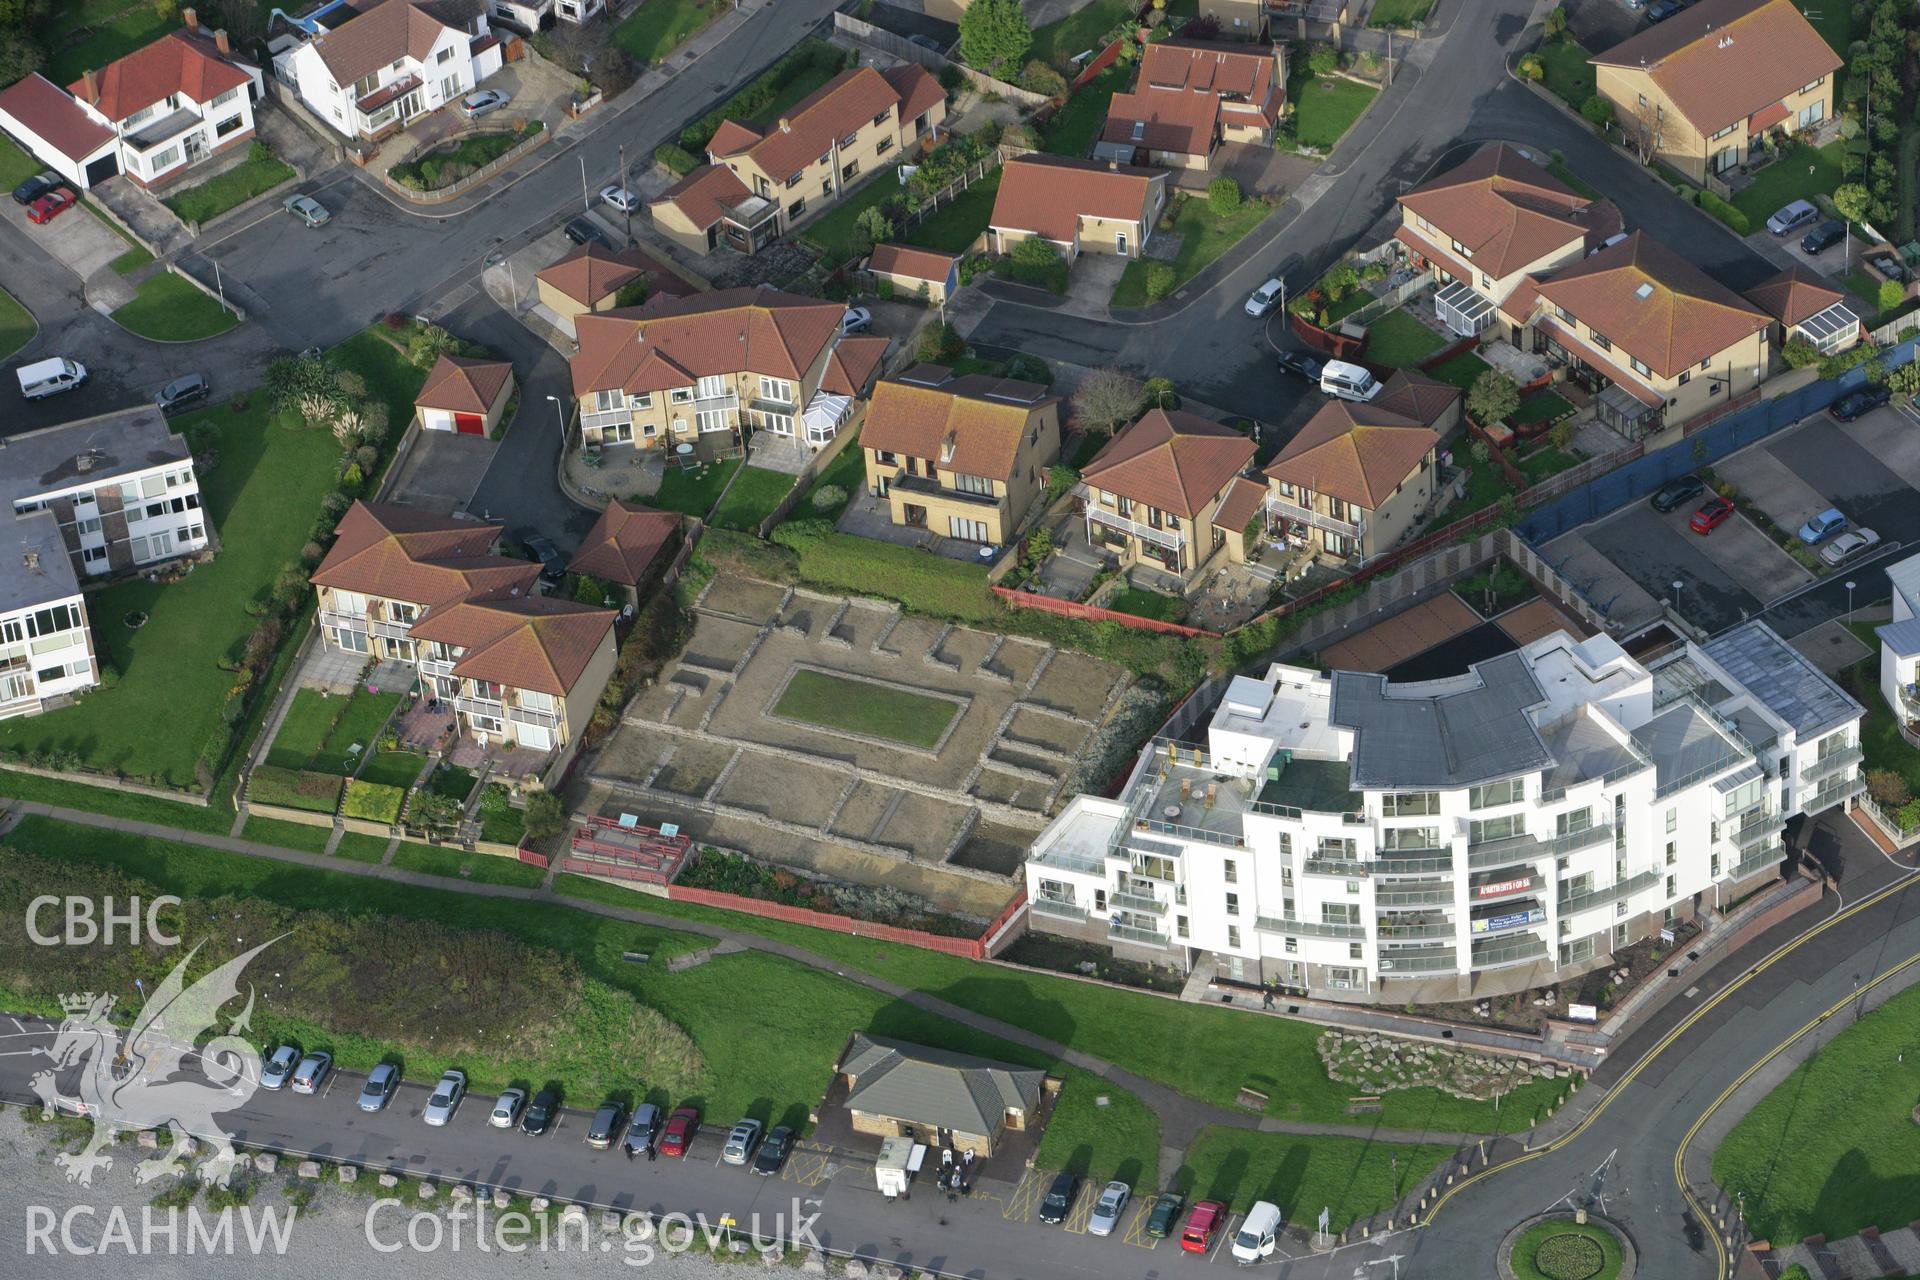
[1121,1200,1158,1249]
[1002,1169,1044,1222]
[1063,1182,1096,1234]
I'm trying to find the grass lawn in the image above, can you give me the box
[1368,0,1433,26]
[1285,71,1378,152]
[612,0,728,62]
[357,749,428,790]
[110,272,239,341]
[709,465,796,532]
[1807,0,1858,52]
[477,783,526,846]
[1111,194,1272,306]
[1547,157,1601,201]
[110,245,154,275]
[1029,0,1134,67]
[241,815,334,855]
[1515,445,1581,487]
[1512,391,1575,427]
[333,832,393,863]
[0,131,38,190]
[772,669,960,750]
[646,457,741,518]
[265,689,342,769]
[47,0,279,82]
[1425,351,1494,390]
[310,690,404,775]
[1839,653,1920,796]
[799,176,897,262]
[905,172,999,255]
[1507,1220,1625,1280]
[1536,38,1596,110]
[1176,1127,1453,1229]
[427,763,478,801]
[791,436,866,523]
[1713,982,1920,1244]
[161,148,296,225]
[1729,142,1846,227]
[1105,587,1188,622]
[0,285,34,360]
[1045,64,1128,158]
[390,841,547,888]
[1456,453,1521,514]
[1363,307,1446,367]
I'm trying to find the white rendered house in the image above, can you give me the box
[273,0,503,142]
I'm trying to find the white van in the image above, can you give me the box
[1320,360,1380,403]
[17,357,87,400]
[1231,1201,1283,1263]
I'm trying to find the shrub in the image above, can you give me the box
[1002,352,1051,384]
[1517,53,1544,82]
[1144,261,1179,301]
[1579,95,1614,128]
[917,319,965,362]
[1782,335,1822,368]
[249,766,344,814]
[1307,46,1339,76]
[524,789,569,841]
[1140,375,1177,409]
[1320,260,1360,300]
[677,42,845,152]
[1543,5,1568,39]
[1045,464,1080,504]
[653,143,699,176]
[1867,768,1912,807]
[1019,60,1068,98]
[342,779,405,824]
[1697,189,1749,234]
[1206,176,1242,215]
[1879,278,1907,314]
[1010,235,1063,286]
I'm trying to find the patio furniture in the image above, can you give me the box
[1162,804,1183,820]
[1204,782,1218,806]
[1180,778,1193,801]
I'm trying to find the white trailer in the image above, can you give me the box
[875,1137,926,1199]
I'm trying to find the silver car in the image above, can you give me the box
[721,1118,763,1165]
[457,89,510,119]
[1245,278,1284,316]
[599,184,637,213]
[1088,1180,1130,1236]
[260,1045,299,1090]
[490,1089,526,1129]
[290,1051,331,1095]
[422,1070,466,1126]
[283,194,330,227]
[358,1063,399,1112]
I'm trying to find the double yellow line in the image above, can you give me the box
[1426,861,1920,1277]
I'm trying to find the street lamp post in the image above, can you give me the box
[580,154,590,213]
[1673,579,1685,624]
[1847,580,1857,623]
[619,142,632,245]
[546,393,567,440]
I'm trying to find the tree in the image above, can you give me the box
[1002,352,1052,384]
[853,205,893,255]
[1206,176,1242,215]
[1140,376,1177,409]
[1307,45,1339,77]
[613,279,649,308]
[1547,419,1576,451]
[1144,261,1178,301]
[406,322,456,369]
[1543,5,1569,39]
[1516,53,1544,82]
[1579,95,1614,129]
[1467,369,1520,427]
[959,0,1032,74]
[916,318,964,362]
[1879,278,1905,314]
[1834,181,1871,228]
[1072,366,1145,434]
[524,790,569,841]
[1622,96,1664,165]
[1010,234,1062,286]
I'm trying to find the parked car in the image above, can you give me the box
[563,215,614,249]
[1088,1181,1130,1237]
[1180,1200,1228,1254]
[1821,526,1881,566]
[1798,507,1849,545]
[1245,278,1285,316]
[1231,1201,1283,1263]
[1649,474,1705,513]
[1274,348,1325,383]
[456,89,510,119]
[623,1103,661,1157]
[1766,199,1819,237]
[1646,0,1689,20]
[1321,359,1381,402]
[1144,1192,1184,1239]
[26,188,75,224]
[599,184,637,213]
[585,1102,625,1150]
[290,1051,332,1095]
[284,194,330,227]
[840,306,872,335]
[660,1106,700,1157]
[1587,232,1629,257]
[154,373,210,414]
[752,1125,793,1176]
[1038,1172,1077,1225]
[260,1045,300,1090]
[521,1088,560,1136]
[423,1070,466,1126]
[490,1089,526,1129]
[1830,384,1892,421]
[1688,496,1735,534]
[17,356,87,400]
[10,172,59,205]
[358,1063,400,1112]
[511,527,568,585]
[906,33,942,51]
[1801,219,1846,256]
[722,1119,763,1166]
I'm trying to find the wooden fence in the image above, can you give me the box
[376,124,548,204]
[991,585,1222,637]
[832,11,1051,108]
[664,884,1030,960]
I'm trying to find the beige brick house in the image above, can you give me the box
[1589,0,1840,182]
[859,364,1062,548]
[569,286,889,453]
[989,154,1169,262]
[1079,408,1256,583]
[836,1033,1048,1158]
[1261,370,1461,565]
[1095,38,1286,168]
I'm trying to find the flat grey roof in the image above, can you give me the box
[0,510,80,615]
[1330,650,1552,789]
[1702,620,1863,742]
[2,406,190,507]
[1878,617,1920,660]
[1630,702,1745,792]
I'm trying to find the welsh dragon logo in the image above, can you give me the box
[30,937,281,1188]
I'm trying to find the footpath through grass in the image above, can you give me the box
[771,668,960,749]
[110,272,239,341]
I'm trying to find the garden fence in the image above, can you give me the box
[756,409,864,537]
[832,11,1052,108]
[990,585,1223,637]
[664,884,1030,960]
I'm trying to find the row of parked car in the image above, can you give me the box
[1648,474,1882,564]
[259,1047,796,1173]
[1034,1175,1283,1261]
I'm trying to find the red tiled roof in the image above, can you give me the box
[1746,99,1790,133]
[1211,475,1267,533]
[708,67,906,181]
[1263,380,1447,511]
[1081,408,1254,518]
[1743,265,1848,328]
[1397,143,1591,281]
[990,154,1165,245]
[312,501,537,610]
[868,243,957,284]
[1589,0,1841,136]
[570,286,845,397]
[411,597,615,698]
[567,500,680,586]
[71,28,252,121]
[862,370,1057,481]
[1140,38,1281,116]
[1101,86,1219,158]
[416,353,513,415]
[881,62,944,125]
[535,241,687,306]
[0,73,115,161]
[822,335,889,397]
[1529,232,1769,379]
[706,118,761,158]
[652,163,758,231]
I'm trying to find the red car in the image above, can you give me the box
[1689,496,1735,534]
[659,1106,699,1157]
[26,187,74,224]
[1179,1199,1227,1253]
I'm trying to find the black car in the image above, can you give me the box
[11,172,59,205]
[1646,0,1688,19]
[1038,1172,1078,1225]
[520,1088,560,1136]
[154,373,210,414]
[752,1124,794,1175]
[1275,349,1325,383]
[1801,219,1846,256]
[1145,1192,1184,1238]
[1649,474,1705,513]
[511,528,568,585]
[563,216,615,249]
[1831,384,1892,421]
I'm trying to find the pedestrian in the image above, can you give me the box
[626,1143,635,1161]
[648,1145,657,1163]
[1261,984,1274,1010]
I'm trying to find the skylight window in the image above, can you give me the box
[1634,283,1654,300]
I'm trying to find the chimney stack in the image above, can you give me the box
[81,68,99,105]
[182,6,198,31]
[215,28,230,55]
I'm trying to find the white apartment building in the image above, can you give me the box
[1876,550,1920,745]
[0,520,97,721]
[1026,623,1864,1002]
[272,0,503,142]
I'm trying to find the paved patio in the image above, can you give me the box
[300,642,369,694]
[749,432,814,475]
[566,440,662,505]
[836,490,998,562]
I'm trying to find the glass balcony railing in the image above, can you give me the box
[1253,915,1365,939]
[1030,898,1088,922]
[1556,868,1662,916]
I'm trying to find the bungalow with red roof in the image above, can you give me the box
[312,501,616,757]
[866,244,960,304]
[0,9,261,191]
[989,154,1169,263]
[569,286,889,454]
[1079,408,1256,583]
[567,500,682,609]
[416,353,516,435]
[534,241,692,323]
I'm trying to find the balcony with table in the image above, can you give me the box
[1261,493,1363,542]
[1085,504,1185,553]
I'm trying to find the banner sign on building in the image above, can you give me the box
[1471,907,1545,934]
[1474,875,1535,899]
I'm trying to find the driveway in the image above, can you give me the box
[0,194,135,303]
[383,430,497,515]
[1583,502,1766,634]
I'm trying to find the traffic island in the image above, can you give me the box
[1497,1212,1636,1280]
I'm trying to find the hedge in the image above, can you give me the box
[249,765,344,814]
[653,143,699,177]
[342,779,406,824]
[678,40,847,154]
[1698,189,1750,234]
